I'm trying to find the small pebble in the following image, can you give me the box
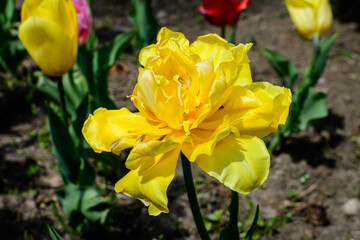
[343,198,360,216]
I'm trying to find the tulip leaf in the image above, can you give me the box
[63,69,89,116]
[0,0,14,30]
[31,74,60,104]
[56,183,112,231]
[219,191,239,240]
[129,0,159,47]
[308,33,337,84]
[71,95,96,187]
[47,102,81,184]
[94,32,133,109]
[97,31,134,71]
[298,88,328,131]
[77,44,94,89]
[262,49,298,89]
[244,205,260,240]
[43,220,64,240]
[77,32,133,109]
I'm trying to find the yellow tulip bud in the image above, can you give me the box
[19,0,78,77]
[285,0,333,40]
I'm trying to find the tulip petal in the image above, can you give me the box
[115,147,180,216]
[126,137,180,171]
[199,82,292,138]
[19,16,77,76]
[195,134,269,194]
[33,0,77,37]
[190,34,233,71]
[182,116,235,162]
[316,0,332,35]
[134,70,185,129]
[139,27,190,67]
[82,108,172,154]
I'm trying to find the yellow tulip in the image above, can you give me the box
[19,0,78,77]
[82,27,292,216]
[285,0,332,40]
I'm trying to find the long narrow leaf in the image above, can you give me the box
[262,49,298,89]
[46,103,81,184]
[43,220,64,240]
[129,0,158,47]
[220,191,239,240]
[244,205,260,240]
[310,33,337,83]
[94,32,134,108]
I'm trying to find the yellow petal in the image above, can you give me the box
[234,63,252,86]
[316,0,332,35]
[199,82,292,138]
[139,27,190,67]
[82,108,172,154]
[32,0,77,38]
[285,0,332,39]
[285,0,316,39]
[19,16,77,76]
[190,33,234,72]
[126,137,180,171]
[134,70,184,129]
[115,147,180,216]
[182,116,235,162]
[195,134,270,194]
[156,27,189,49]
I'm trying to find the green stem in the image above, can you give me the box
[312,34,320,54]
[181,152,210,240]
[228,24,237,44]
[229,191,239,233]
[221,26,226,39]
[54,76,68,126]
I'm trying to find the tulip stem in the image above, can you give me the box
[229,25,237,44]
[221,26,226,39]
[55,76,68,126]
[181,152,210,240]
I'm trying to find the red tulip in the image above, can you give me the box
[72,0,92,45]
[197,0,252,27]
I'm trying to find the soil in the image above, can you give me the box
[1,0,360,239]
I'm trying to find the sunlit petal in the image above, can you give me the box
[82,108,172,154]
[115,147,180,216]
[199,82,292,137]
[196,134,269,194]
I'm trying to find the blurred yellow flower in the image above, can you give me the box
[285,0,332,40]
[19,0,78,77]
[83,27,292,216]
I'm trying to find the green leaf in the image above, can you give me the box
[298,88,328,131]
[244,205,260,240]
[97,32,134,71]
[71,95,96,186]
[31,74,60,104]
[129,0,158,47]
[262,49,298,89]
[63,68,89,116]
[310,33,337,83]
[91,32,133,109]
[220,191,239,240]
[43,220,64,240]
[56,184,112,227]
[46,103,81,184]
[0,0,14,30]
[77,44,95,95]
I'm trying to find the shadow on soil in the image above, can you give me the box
[282,111,344,168]
[332,0,360,30]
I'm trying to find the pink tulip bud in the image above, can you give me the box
[72,0,92,45]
